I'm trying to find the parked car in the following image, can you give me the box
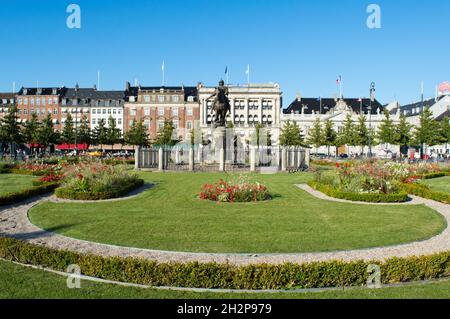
[339,154,349,159]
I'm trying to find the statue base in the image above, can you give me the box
[212,126,226,171]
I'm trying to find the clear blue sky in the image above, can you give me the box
[0,0,449,106]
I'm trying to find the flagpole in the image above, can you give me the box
[162,61,165,86]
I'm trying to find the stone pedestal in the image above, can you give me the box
[134,146,141,170]
[213,127,226,171]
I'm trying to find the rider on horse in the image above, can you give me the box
[208,80,231,127]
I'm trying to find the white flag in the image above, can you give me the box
[245,64,250,75]
[162,60,165,71]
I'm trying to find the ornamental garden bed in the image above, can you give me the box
[54,163,144,200]
[0,183,59,206]
[199,175,271,203]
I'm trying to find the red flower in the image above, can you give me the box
[336,163,340,168]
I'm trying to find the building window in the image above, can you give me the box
[113,109,117,114]
[173,120,179,129]
[144,120,150,129]
[24,98,28,105]
[158,107,164,116]
[107,109,111,114]
[24,109,28,115]
[36,98,40,106]
[144,107,150,116]
[118,109,122,114]
[102,109,106,114]
[129,120,134,127]
[53,109,58,115]
[172,107,179,117]
[118,118,122,125]
[187,96,194,102]
[53,97,58,104]
[48,98,52,105]
[187,107,193,116]
[186,121,193,130]
[144,95,150,103]
[158,120,164,129]
[172,95,179,103]
[92,119,96,125]
[92,109,96,114]
[130,109,137,116]
[18,98,22,105]
[158,95,165,103]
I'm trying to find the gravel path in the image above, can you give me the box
[0,185,449,266]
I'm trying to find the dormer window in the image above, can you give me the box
[52,88,57,95]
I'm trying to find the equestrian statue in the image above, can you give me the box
[208,80,230,128]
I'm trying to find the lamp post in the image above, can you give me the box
[368,82,376,158]
[74,83,79,156]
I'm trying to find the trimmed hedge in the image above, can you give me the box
[400,183,450,205]
[308,181,409,203]
[0,183,59,206]
[54,178,145,200]
[421,172,450,180]
[0,237,449,289]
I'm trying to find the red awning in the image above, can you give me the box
[29,143,45,149]
[56,144,89,151]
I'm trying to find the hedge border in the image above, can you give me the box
[0,183,59,207]
[54,178,145,200]
[0,237,448,290]
[307,181,409,203]
[400,183,450,205]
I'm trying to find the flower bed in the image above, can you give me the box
[0,237,449,290]
[55,163,144,200]
[200,176,271,203]
[308,181,409,203]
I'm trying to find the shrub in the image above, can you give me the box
[0,183,59,206]
[55,178,144,200]
[400,183,450,205]
[308,181,409,203]
[200,175,271,203]
[0,237,449,289]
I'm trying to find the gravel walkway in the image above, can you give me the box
[0,185,449,266]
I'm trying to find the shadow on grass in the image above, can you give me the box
[0,224,79,241]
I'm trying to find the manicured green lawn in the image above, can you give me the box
[421,177,450,194]
[28,172,446,253]
[1,260,449,299]
[0,174,36,196]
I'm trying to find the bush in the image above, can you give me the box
[0,237,449,289]
[55,178,144,200]
[0,183,59,206]
[400,183,450,205]
[421,172,450,180]
[308,181,409,203]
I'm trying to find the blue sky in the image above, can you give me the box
[0,0,449,106]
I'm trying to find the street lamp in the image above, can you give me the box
[368,82,376,158]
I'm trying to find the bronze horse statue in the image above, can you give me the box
[209,80,230,128]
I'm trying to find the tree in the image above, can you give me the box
[437,116,450,152]
[414,107,439,156]
[395,113,413,154]
[0,106,22,155]
[338,114,356,147]
[77,115,91,145]
[106,116,122,150]
[377,109,396,147]
[355,115,369,155]
[22,113,39,145]
[251,123,271,147]
[124,120,149,147]
[279,120,305,146]
[61,113,75,144]
[154,120,180,146]
[35,114,59,151]
[323,119,337,156]
[92,119,108,150]
[307,118,323,152]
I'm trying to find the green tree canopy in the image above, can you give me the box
[77,115,91,145]
[106,116,122,150]
[0,106,22,147]
[124,120,149,147]
[338,114,356,146]
[61,113,75,144]
[323,119,337,156]
[21,113,39,145]
[414,107,439,147]
[92,119,108,149]
[307,118,324,151]
[355,115,369,153]
[154,120,180,146]
[35,114,59,149]
[279,120,305,146]
[377,109,396,145]
[437,116,450,146]
[395,113,413,149]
